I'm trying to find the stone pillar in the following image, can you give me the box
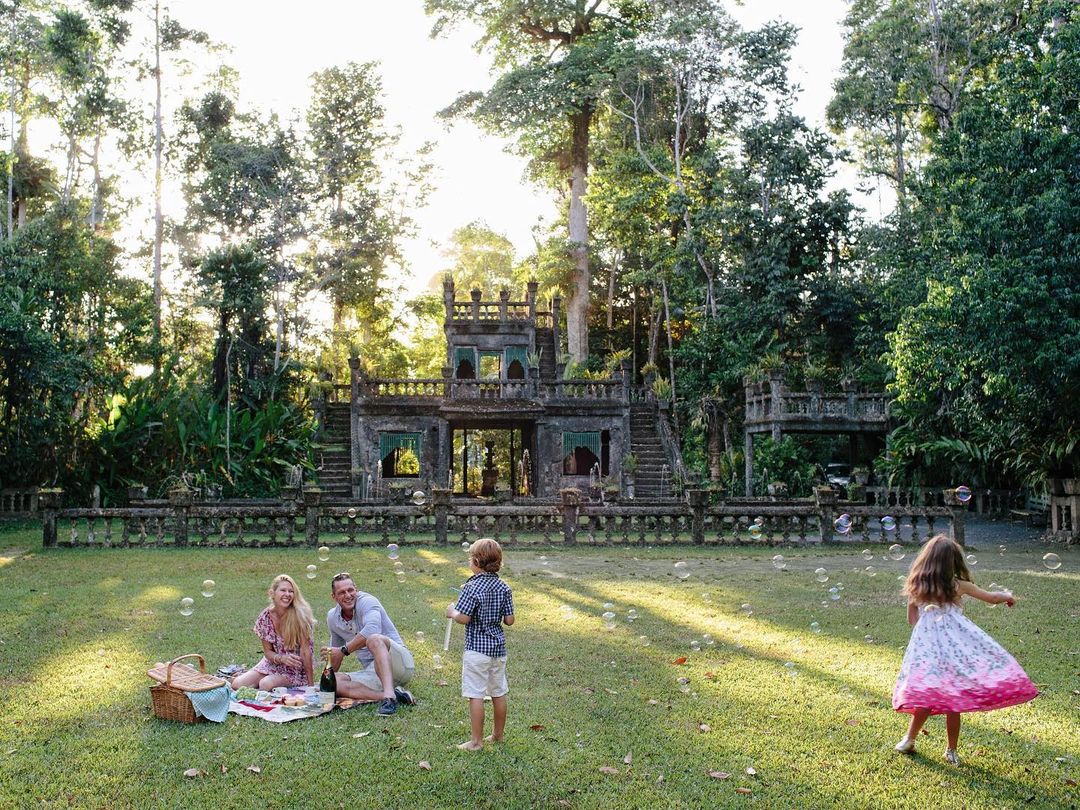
[443,276,455,324]
[304,486,322,547]
[559,488,582,545]
[767,369,783,442]
[688,489,708,545]
[944,488,966,547]
[471,288,481,320]
[744,431,754,497]
[815,486,838,544]
[526,280,537,320]
[433,487,450,545]
[40,489,61,548]
[498,288,509,321]
[551,295,562,358]
[127,485,148,504]
[168,488,193,547]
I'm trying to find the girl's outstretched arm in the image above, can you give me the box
[907,600,920,625]
[956,579,1015,606]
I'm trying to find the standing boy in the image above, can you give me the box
[446,538,515,751]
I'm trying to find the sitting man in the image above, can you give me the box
[322,572,415,716]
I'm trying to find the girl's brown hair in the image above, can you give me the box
[268,574,315,651]
[903,534,971,605]
[469,538,503,573]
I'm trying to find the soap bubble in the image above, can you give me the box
[771,554,787,570]
[861,549,874,561]
[965,553,977,567]
[814,567,829,583]
[432,654,443,670]
[386,543,399,560]
[395,571,406,583]
[835,582,844,591]
[415,631,425,643]
[954,485,972,503]
[393,560,404,570]
[638,635,650,646]
[200,579,215,598]
[346,508,356,519]
[461,541,470,550]
[810,621,821,634]
[603,602,615,610]
[998,545,1007,556]
[881,515,897,532]
[178,597,194,616]
[673,561,689,579]
[560,604,573,615]
[749,522,764,540]
[1042,552,1062,571]
[740,603,753,615]
[690,640,701,651]
[783,661,797,677]
[627,608,639,621]
[887,544,905,561]
[602,611,616,622]
[864,634,875,644]
[306,564,317,579]
[318,546,330,562]
[828,587,840,601]
[702,633,714,646]
[539,555,548,566]
[864,565,877,577]
[834,515,851,534]
[411,490,427,506]
[702,592,713,604]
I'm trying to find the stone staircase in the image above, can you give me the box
[629,403,673,499]
[316,403,352,500]
[534,327,557,379]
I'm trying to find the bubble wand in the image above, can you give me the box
[444,586,461,651]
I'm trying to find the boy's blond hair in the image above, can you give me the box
[470,538,503,573]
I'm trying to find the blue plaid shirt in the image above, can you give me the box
[455,572,514,657]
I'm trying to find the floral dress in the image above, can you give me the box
[893,601,1038,715]
[251,607,312,687]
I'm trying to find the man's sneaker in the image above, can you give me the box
[944,748,961,766]
[894,736,916,754]
[377,698,398,716]
[394,687,416,706]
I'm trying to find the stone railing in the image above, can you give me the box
[543,380,623,401]
[866,486,1024,517]
[41,487,967,549]
[368,379,445,398]
[0,487,38,516]
[745,390,889,424]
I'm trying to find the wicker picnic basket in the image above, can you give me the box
[147,654,226,724]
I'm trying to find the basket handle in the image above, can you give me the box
[165,653,206,686]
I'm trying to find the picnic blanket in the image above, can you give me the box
[227,687,376,723]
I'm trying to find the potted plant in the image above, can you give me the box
[652,377,672,407]
[804,360,828,395]
[851,465,870,486]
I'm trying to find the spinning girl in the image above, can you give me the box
[893,534,1038,765]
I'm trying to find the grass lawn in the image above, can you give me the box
[1,521,1077,809]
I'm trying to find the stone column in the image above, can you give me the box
[688,489,708,545]
[168,488,193,547]
[304,486,322,547]
[40,489,62,548]
[944,488,966,547]
[498,288,509,321]
[744,431,754,497]
[526,280,538,320]
[471,288,482,320]
[815,486,838,544]
[433,487,450,545]
[559,488,582,545]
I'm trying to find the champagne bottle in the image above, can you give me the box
[318,653,336,708]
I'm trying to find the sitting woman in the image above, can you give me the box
[232,574,315,690]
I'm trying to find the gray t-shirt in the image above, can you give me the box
[326,591,405,667]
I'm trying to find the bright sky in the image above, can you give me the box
[175,0,852,297]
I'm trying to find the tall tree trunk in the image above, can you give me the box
[662,277,678,432]
[707,408,722,481]
[565,108,591,363]
[152,0,164,370]
[893,109,906,207]
[606,251,618,329]
[5,9,14,240]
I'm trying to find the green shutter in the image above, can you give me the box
[562,431,601,458]
[505,345,527,370]
[379,432,422,460]
[453,346,476,367]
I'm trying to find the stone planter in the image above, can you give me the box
[127,485,148,503]
[805,380,824,396]
[1063,478,1080,495]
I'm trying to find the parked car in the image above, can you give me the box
[823,463,852,490]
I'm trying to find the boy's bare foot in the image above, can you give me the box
[483,734,504,743]
[457,740,483,751]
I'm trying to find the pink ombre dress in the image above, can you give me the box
[893,601,1038,715]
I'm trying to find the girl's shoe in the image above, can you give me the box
[944,748,961,765]
[894,736,916,754]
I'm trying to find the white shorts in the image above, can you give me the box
[461,650,508,699]
[341,639,414,691]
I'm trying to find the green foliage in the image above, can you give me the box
[88,367,316,503]
[751,436,818,497]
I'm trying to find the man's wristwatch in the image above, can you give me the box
[340,645,350,657]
